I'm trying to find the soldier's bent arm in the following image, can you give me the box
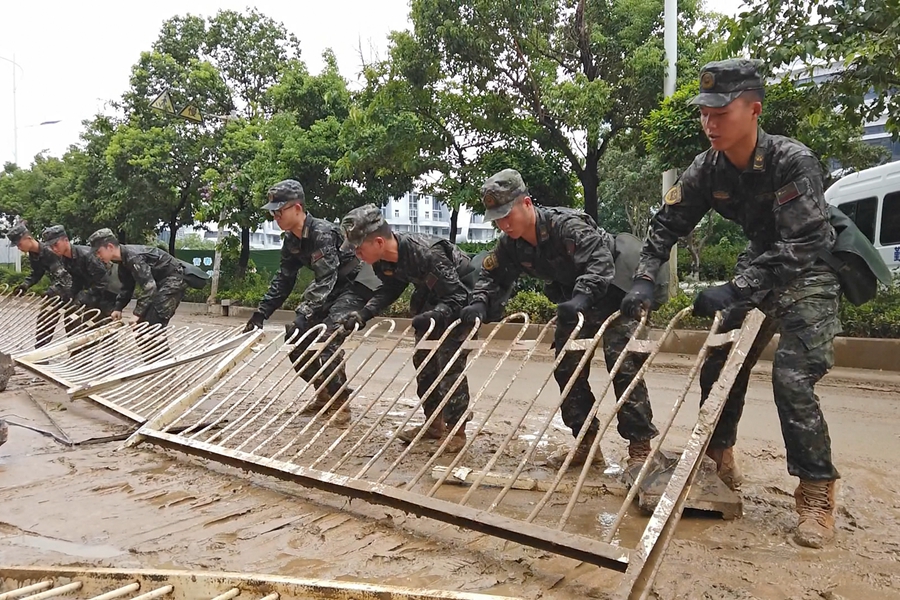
[563,216,616,299]
[635,163,710,282]
[257,245,301,318]
[114,267,136,312]
[423,245,469,321]
[471,239,520,311]
[129,258,158,317]
[364,276,408,316]
[22,254,46,289]
[44,252,74,299]
[80,254,112,307]
[296,230,342,318]
[741,154,833,291]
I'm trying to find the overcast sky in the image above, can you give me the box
[0,0,749,168]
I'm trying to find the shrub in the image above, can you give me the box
[504,290,556,323]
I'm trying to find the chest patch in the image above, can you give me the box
[712,190,730,200]
[311,249,325,263]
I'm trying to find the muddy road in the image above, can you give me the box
[2,313,900,599]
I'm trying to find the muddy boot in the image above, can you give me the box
[706,446,743,491]
[439,428,467,453]
[793,479,837,548]
[328,390,353,426]
[627,440,652,468]
[299,389,331,415]
[548,431,606,470]
[398,416,446,444]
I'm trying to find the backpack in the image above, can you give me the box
[818,206,892,306]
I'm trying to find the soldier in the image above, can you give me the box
[5,221,74,347]
[43,225,117,318]
[339,204,473,453]
[620,59,845,548]
[460,169,660,470]
[87,228,186,328]
[242,180,379,425]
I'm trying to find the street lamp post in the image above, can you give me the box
[0,54,24,164]
[663,0,679,296]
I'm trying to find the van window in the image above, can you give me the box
[838,197,877,243]
[881,192,900,246]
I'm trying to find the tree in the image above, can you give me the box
[643,78,887,175]
[731,0,900,135]
[408,0,708,222]
[596,144,661,237]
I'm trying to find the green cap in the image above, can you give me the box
[481,169,528,221]
[262,179,305,211]
[87,228,117,248]
[688,59,765,108]
[340,204,386,250]
[41,225,68,245]
[6,221,30,244]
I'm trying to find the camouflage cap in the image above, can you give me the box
[41,225,68,245]
[481,169,528,221]
[5,221,30,244]
[262,179,305,211]
[340,204,387,250]
[87,227,117,248]
[688,59,765,108]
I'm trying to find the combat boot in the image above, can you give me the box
[299,389,332,415]
[548,430,606,470]
[398,416,446,444]
[300,389,352,426]
[793,479,836,548]
[706,446,743,491]
[627,440,652,467]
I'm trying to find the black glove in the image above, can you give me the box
[693,282,741,318]
[620,278,656,320]
[556,293,592,324]
[340,307,373,332]
[243,311,265,333]
[460,302,488,326]
[14,284,28,295]
[284,312,309,342]
[412,310,445,334]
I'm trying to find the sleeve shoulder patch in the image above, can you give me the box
[311,249,325,263]
[664,182,682,205]
[425,272,438,289]
[483,252,498,271]
[775,178,810,206]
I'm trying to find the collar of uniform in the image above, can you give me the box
[750,127,769,172]
[533,207,551,244]
[378,232,404,270]
[300,213,313,239]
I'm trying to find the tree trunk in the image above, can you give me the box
[449,207,459,243]
[689,245,701,280]
[581,149,600,222]
[238,226,251,278]
[168,215,179,255]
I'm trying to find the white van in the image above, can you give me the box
[825,161,900,271]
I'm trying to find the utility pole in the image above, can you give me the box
[0,54,23,165]
[663,0,679,297]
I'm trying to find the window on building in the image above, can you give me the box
[441,228,449,237]
[838,197,877,243]
[394,209,400,218]
[880,191,900,245]
[424,211,430,220]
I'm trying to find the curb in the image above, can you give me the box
[177,302,900,373]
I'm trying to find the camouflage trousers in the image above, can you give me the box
[289,284,369,399]
[553,288,659,442]
[700,270,841,481]
[412,321,470,428]
[139,276,186,327]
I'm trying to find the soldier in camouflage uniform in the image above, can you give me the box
[621,59,841,548]
[43,225,117,318]
[88,228,187,328]
[243,180,378,426]
[461,169,660,470]
[339,204,473,453]
[5,221,73,347]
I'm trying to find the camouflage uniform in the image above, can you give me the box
[342,205,473,429]
[472,171,658,443]
[256,181,375,399]
[42,226,117,317]
[6,222,73,347]
[632,60,840,482]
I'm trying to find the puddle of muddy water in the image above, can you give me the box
[2,533,124,559]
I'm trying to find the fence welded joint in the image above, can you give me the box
[373,314,533,485]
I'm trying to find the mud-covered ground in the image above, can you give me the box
[2,311,900,599]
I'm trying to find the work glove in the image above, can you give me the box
[243,311,265,333]
[340,308,373,332]
[620,278,656,320]
[412,310,445,334]
[460,302,488,326]
[13,284,28,295]
[556,293,592,325]
[692,282,741,318]
[284,312,309,342]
